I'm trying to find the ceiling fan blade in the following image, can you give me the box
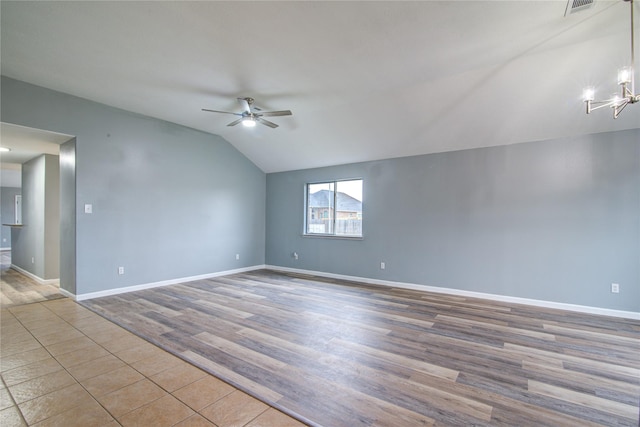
[260,110,292,117]
[257,117,278,128]
[227,118,243,127]
[202,108,241,116]
[237,98,251,114]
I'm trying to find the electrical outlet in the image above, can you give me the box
[380,262,385,270]
[293,252,299,260]
[84,204,93,214]
[118,266,125,275]
[31,257,35,264]
[235,254,240,260]
[611,283,619,293]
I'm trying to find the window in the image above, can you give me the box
[305,179,363,237]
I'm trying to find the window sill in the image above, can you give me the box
[302,234,363,240]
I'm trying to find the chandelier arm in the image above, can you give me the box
[622,84,635,98]
[587,100,618,111]
[613,98,630,118]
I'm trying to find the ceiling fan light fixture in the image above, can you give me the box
[242,117,257,127]
[202,97,292,129]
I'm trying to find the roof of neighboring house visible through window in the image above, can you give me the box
[308,190,362,212]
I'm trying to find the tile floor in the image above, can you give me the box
[0,251,63,309]
[0,298,306,426]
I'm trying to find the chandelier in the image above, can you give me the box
[583,0,639,118]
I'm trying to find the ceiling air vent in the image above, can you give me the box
[565,0,595,16]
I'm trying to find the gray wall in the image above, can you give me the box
[60,138,76,294]
[44,154,60,279]
[266,129,640,312]
[11,154,60,280]
[4,76,637,312]
[1,186,21,249]
[12,156,45,277]
[1,76,266,295]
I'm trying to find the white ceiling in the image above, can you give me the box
[1,1,638,173]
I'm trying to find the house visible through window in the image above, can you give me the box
[305,179,362,237]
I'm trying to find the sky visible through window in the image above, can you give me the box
[310,180,362,201]
[338,180,362,201]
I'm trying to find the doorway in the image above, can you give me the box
[0,122,76,303]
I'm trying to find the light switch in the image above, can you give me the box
[84,204,93,214]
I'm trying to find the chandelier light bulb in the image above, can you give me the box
[617,67,632,85]
[582,87,595,101]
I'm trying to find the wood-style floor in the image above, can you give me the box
[0,251,63,308]
[82,270,640,427]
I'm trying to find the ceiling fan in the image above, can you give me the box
[202,97,292,128]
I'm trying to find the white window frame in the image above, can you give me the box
[304,179,363,239]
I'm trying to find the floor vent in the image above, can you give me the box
[565,0,595,16]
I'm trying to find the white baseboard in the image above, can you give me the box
[75,265,267,301]
[265,265,640,320]
[59,287,75,299]
[10,264,59,286]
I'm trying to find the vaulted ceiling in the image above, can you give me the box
[1,1,638,173]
